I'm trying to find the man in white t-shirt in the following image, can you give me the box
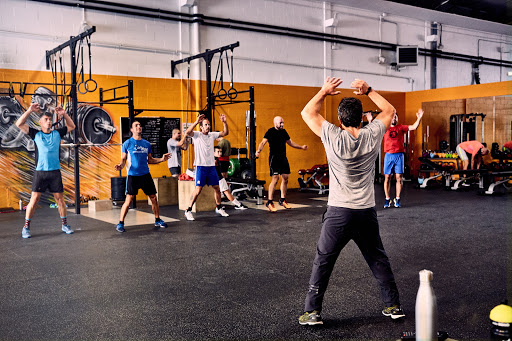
[166,128,188,177]
[183,114,229,221]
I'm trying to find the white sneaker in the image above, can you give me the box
[215,207,229,217]
[184,211,195,221]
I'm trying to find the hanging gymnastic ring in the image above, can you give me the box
[227,87,238,100]
[217,88,227,100]
[78,81,88,94]
[85,78,97,92]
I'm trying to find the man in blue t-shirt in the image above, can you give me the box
[16,103,76,239]
[114,120,170,232]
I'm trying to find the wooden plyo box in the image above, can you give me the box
[148,177,178,206]
[178,180,216,212]
[88,199,112,212]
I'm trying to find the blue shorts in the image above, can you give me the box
[195,166,219,187]
[384,152,404,175]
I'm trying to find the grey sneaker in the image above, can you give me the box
[184,211,195,221]
[22,227,31,239]
[61,224,74,234]
[382,305,405,319]
[215,207,229,217]
[299,310,323,325]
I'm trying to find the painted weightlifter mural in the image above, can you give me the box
[0,86,117,207]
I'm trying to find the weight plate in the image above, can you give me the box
[239,158,251,170]
[240,169,252,180]
[78,105,114,144]
[0,108,11,124]
[228,158,240,177]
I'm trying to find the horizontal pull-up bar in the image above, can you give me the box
[134,108,202,115]
[45,26,96,70]
[0,81,73,87]
[101,84,129,93]
[171,41,239,77]
[100,96,130,103]
[60,142,155,147]
[78,101,128,105]
[214,100,252,107]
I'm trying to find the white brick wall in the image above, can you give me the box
[1,0,510,91]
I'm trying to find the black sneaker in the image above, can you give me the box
[298,310,323,325]
[382,305,405,319]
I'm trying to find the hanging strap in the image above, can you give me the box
[227,49,237,99]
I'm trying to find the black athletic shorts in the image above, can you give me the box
[126,173,157,196]
[219,160,230,173]
[32,170,64,193]
[269,155,290,176]
[169,166,181,176]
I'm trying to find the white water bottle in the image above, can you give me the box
[415,269,438,341]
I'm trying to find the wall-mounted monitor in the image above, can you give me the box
[397,45,418,66]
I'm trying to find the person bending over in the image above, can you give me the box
[16,103,76,238]
[299,77,404,325]
[255,116,307,212]
[183,114,229,221]
[456,140,489,170]
[114,121,170,232]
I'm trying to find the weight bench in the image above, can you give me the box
[480,171,512,195]
[227,177,266,205]
[298,164,329,195]
[419,157,492,191]
[450,170,486,190]
[418,157,455,188]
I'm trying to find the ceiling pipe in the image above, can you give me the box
[26,0,512,69]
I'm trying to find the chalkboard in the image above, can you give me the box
[121,117,181,158]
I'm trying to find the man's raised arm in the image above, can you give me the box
[351,79,395,130]
[301,77,342,137]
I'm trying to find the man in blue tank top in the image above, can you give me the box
[114,120,170,232]
[16,103,76,238]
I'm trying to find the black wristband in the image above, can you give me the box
[365,87,372,95]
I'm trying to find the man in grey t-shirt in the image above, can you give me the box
[298,77,404,326]
[167,128,188,177]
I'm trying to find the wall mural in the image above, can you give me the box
[0,87,118,208]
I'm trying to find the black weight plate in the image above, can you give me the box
[78,105,114,144]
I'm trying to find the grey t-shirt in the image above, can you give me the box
[321,119,386,209]
[167,138,181,168]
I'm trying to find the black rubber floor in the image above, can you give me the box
[0,183,510,340]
